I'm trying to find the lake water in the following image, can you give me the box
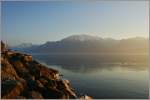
[32,53,149,99]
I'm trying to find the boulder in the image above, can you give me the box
[40,67,55,80]
[1,41,6,52]
[28,91,43,99]
[2,80,24,99]
[41,87,64,99]
[15,96,26,99]
[23,55,32,62]
[80,95,93,100]
[36,80,44,88]
[1,56,20,81]
[39,78,48,86]
[56,80,77,98]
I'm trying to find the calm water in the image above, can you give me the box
[32,53,149,99]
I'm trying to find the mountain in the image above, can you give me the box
[10,43,39,52]
[61,34,102,42]
[15,35,149,54]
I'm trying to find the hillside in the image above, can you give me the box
[1,41,91,99]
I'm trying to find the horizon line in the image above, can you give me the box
[2,34,149,46]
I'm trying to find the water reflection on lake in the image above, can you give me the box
[32,53,149,99]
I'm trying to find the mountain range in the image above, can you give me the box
[11,34,148,54]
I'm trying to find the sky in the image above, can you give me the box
[1,1,149,46]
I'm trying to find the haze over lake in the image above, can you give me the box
[32,53,149,99]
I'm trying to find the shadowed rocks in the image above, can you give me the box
[1,41,91,99]
[2,80,24,99]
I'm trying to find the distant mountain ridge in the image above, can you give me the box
[61,34,102,42]
[11,43,39,52]
[12,35,149,54]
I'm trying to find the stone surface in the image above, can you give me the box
[28,91,43,99]
[2,80,24,99]
[1,41,6,52]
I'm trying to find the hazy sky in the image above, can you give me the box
[2,1,149,46]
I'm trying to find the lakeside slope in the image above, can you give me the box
[1,41,91,99]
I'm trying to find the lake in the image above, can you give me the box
[32,53,149,99]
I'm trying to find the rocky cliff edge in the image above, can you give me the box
[1,41,92,99]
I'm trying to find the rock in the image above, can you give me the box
[2,80,24,99]
[15,96,26,99]
[24,61,41,79]
[36,80,44,88]
[39,78,48,86]
[6,51,15,57]
[23,55,32,62]
[1,41,6,52]
[1,56,20,81]
[26,78,39,91]
[80,95,93,100]
[28,91,43,99]
[56,80,77,98]
[41,87,64,99]
[40,67,56,80]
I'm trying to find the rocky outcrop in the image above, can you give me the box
[1,41,92,99]
[1,41,6,52]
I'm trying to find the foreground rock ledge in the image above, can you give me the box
[1,41,92,99]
